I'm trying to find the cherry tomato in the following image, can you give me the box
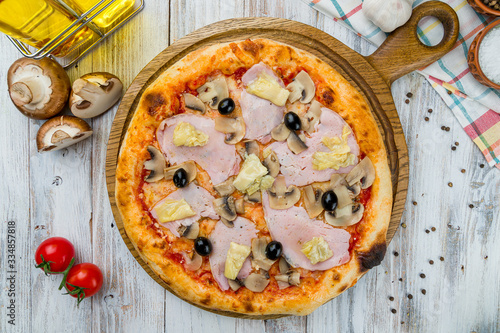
[65,263,103,305]
[35,237,75,274]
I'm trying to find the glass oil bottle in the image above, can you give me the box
[63,0,136,31]
[0,0,94,57]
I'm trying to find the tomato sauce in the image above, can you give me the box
[232,67,248,82]
[187,74,208,91]
[277,66,306,86]
[346,185,372,253]
[166,252,184,264]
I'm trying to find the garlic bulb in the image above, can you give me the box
[362,0,415,33]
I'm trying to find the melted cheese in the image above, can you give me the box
[245,174,275,195]
[312,152,356,171]
[224,242,251,280]
[173,122,209,147]
[154,198,196,223]
[246,180,261,196]
[312,125,356,170]
[259,175,275,191]
[233,154,269,192]
[301,237,334,265]
[246,73,290,106]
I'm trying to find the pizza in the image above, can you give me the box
[115,38,392,317]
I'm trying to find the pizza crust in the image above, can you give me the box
[115,39,392,316]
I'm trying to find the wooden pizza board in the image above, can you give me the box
[105,1,459,319]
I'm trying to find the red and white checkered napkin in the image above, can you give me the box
[301,0,500,168]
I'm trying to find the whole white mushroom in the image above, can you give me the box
[7,58,71,120]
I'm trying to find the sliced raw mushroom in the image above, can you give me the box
[287,131,308,155]
[288,272,300,286]
[306,100,322,132]
[196,77,229,109]
[300,100,323,133]
[287,71,315,104]
[329,173,347,189]
[214,176,236,196]
[288,271,301,286]
[164,161,197,184]
[244,272,269,292]
[279,257,291,274]
[267,175,301,210]
[228,278,243,291]
[234,198,245,214]
[143,146,166,183]
[299,116,310,133]
[244,191,261,203]
[36,116,92,153]
[177,222,199,239]
[213,196,237,222]
[271,123,291,141]
[245,140,260,156]
[347,183,361,197]
[276,274,290,289]
[220,217,234,228]
[325,203,365,227]
[345,157,376,189]
[335,203,353,219]
[182,252,202,271]
[333,185,352,209]
[214,116,245,144]
[70,72,123,118]
[237,140,260,158]
[303,185,324,218]
[276,257,292,289]
[251,238,275,271]
[183,93,205,113]
[262,151,280,178]
[8,57,71,120]
[275,272,301,286]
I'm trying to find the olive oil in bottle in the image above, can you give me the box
[64,0,136,31]
[0,0,93,57]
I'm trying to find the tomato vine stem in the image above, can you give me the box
[57,257,75,290]
[35,254,57,275]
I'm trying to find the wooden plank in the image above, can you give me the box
[20,30,94,332]
[72,1,172,332]
[389,73,500,332]
[27,114,93,332]
[0,46,32,333]
[265,317,307,333]
[26,40,94,330]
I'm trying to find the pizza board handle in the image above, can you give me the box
[365,1,459,87]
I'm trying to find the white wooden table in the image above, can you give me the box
[1,1,499,332]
